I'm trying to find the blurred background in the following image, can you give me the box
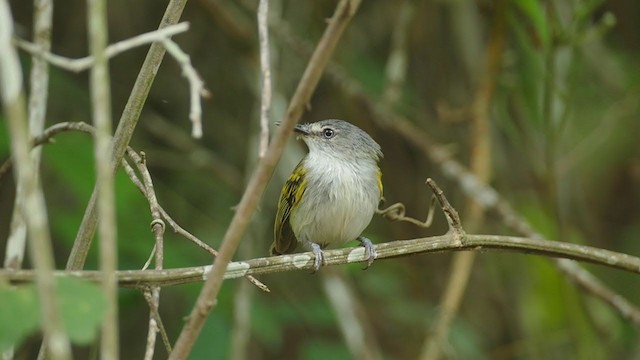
[1,0,640,358]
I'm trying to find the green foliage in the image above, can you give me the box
[0,278,106,351]
[0,284,40,352]
[301,339,352,360]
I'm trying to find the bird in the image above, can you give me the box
[271,119,383,271]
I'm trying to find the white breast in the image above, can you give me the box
[290,153,380,248]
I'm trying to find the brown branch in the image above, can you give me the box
[168,1,363,357]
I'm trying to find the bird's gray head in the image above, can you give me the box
[294,119,382,162]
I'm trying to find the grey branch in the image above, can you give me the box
[13,22,190,73]
[3,233,640,290]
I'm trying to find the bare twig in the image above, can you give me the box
[168,1,363,357]
[0,2,71,359]
[13,22,190,73]
[126,150,166,360]
[86,0,119,357]
[68,0,189,272]
[4,0,53,274]
[123,149,268,292]
[143,290,172,357]
[257,0,272,157]
[4,232,640,293]
[426,179,464,238]
[377,198,436,229]
[161,39,210,138]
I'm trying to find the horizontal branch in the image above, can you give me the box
[3,234,639,288]
[13,22,189,73]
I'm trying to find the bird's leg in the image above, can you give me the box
[357,236,377,269]
[305,242,325,272]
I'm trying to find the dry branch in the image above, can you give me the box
[13,23,190,72]
[3,232,640,289]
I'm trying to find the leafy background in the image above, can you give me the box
[1,0,640,358]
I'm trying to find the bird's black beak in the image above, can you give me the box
[293,123,311,135]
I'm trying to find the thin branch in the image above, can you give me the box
[13,22,190,73]
[87,0,119,357]
[257,0,272,157]
[161,39,210,138]
[67,0,189,272]
[127,150,166,360]
[168,1,363,357]
[377,197,436,229]
[4,233,640,294]
[123,149,269,292]
[0,1,71,358]
[4,0,53,273]
[142,286,171,360]
[143,290,172,357]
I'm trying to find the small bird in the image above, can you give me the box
[271,119,383,271]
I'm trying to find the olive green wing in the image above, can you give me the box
[376,167,383,199]
[271,161,307,255]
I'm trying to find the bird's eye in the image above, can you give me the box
[322,128,335,139]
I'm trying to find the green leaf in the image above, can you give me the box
[57,277,107,344]
[302,339,351,360]
[514,0,550,49]
[0,278,108,350]
[0,284,41,352]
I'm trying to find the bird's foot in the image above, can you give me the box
[309,242,325,273]
[357,236,377,270]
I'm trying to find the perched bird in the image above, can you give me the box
[271,119,383,271]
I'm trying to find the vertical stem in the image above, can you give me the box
[86,0,119,358]
[4,0,53,272]
[0,1,71,359]
[67,0,189,271]
[257,0,272,158]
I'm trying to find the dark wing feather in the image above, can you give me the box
[271,160,307,255]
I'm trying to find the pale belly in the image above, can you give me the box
[289,166,380,248]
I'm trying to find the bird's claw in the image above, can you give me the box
[358,236,377,270]
[310,242,325,273]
